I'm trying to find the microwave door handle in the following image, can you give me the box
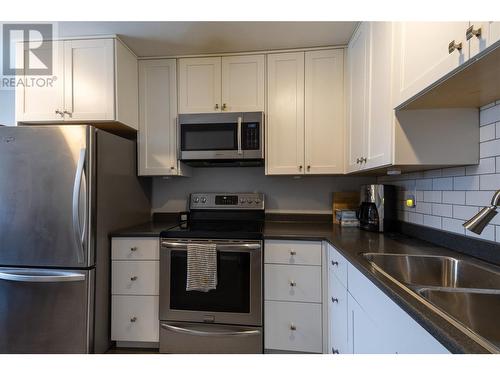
[237,116,243,155]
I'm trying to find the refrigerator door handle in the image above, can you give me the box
[72,148,86,264]
[0,269,86,283]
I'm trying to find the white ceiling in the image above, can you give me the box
[57,21,358,57]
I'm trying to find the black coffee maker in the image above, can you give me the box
[358,184,396,232]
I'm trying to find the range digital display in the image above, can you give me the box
[215,195,238,205]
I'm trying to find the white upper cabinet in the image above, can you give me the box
[178,57,222,113]
[138,59,180,176]
[304,49,344,174]
[346,23,370,173]
[16,41,65,122]
[63,39,115,121]
[267,52,305,175]
[178,55,265,113]
[221,55,265,112]
[393,22,470,107]
[364,22,393,170]
[16,38,138,129]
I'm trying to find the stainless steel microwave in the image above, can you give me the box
[178,112,264,164]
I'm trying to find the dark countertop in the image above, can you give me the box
[112,219,498,354]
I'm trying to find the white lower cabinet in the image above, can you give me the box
[264,240,325,353]
[111,237,160,345]
[329,271,350,354]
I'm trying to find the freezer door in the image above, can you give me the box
[0,268,93,353]
[0,126,93,267]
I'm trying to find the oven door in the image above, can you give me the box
[160,239,262,326]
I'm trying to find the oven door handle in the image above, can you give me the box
[161,241,261,251]
[160,323,260,337]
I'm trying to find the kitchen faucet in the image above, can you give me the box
[463,189,500,235]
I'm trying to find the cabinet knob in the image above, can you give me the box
[215,103,219,110]
[299,165,303,171]
[331,297,339,303]
[466,25,482,40]
[448,40,462,54]
[63,110,72,118]
[130,246,138,252]
[290,324,297,331]
[332,348,339,354]
[55,109,64,117]
[356,158,360,164]
[362,157,367,163]
[289,280,296,287]
[307,165,311,171]
[331,260,339,266]
[170,166,175,170]
[130,317,137,323]
[290,250,296,256]
[130,276,138,281]
[222,103,227,111]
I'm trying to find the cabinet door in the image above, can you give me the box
[266,52,305,175]
[469,21,500,58]
[178,57,221,113]
[364,22,393,170]
[304,49,344,174]
[63,39,115,121]
[16,41,65,122]
[393,22,470,107]
[346,23,369,173]
[329,275,350,354]
[221,55,265,112]
[138,59,178,176]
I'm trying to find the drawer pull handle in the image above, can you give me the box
[130,317,137,323]
[130,247,138,252]
[289,281,296,287]
[290,324,296,331]
[290,250,296,256]
[331,261,339,266]
[332,348,339,354]
[130,276,138,281]
[331,297,339,303]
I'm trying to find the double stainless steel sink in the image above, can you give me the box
[362,252,500,352]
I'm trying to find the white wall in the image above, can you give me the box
[152,167,374,214]
[379,100,500,244]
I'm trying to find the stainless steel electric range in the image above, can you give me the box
[159,192,264,354]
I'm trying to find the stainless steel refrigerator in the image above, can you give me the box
[0,125,151,353]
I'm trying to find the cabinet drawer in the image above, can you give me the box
[112,261,159,295]
[111,295,159,342]
[265,240,322,265]
[265,301,322,353]
[112,238,159,260]
[328,245,348,288]
[264,264,321,303]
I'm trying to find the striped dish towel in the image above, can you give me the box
[186,243,217,292]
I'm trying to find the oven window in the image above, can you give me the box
[170,251,250,313]
[181,123,237,151]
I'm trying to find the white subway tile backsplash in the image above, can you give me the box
[416,179,433,190]
[453,175,479,190]
[442,191,465,205]
[441,167,466,177]
[423,169,442,178]
[480,174,500,190]
[432,203,453,217]
[442,217,465,235]
[424,191,442,203]
[466,191,497,206]
[379,101,500,244]
[480,139,500,158]
[465,157,496,175]
[423,215,442,229]
[416,201,433,215]
[432,177,453,190]
[480,104,500,126]
[480,123,496,142]
[453,205,479,220]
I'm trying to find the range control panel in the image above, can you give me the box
[190,192,265,210]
